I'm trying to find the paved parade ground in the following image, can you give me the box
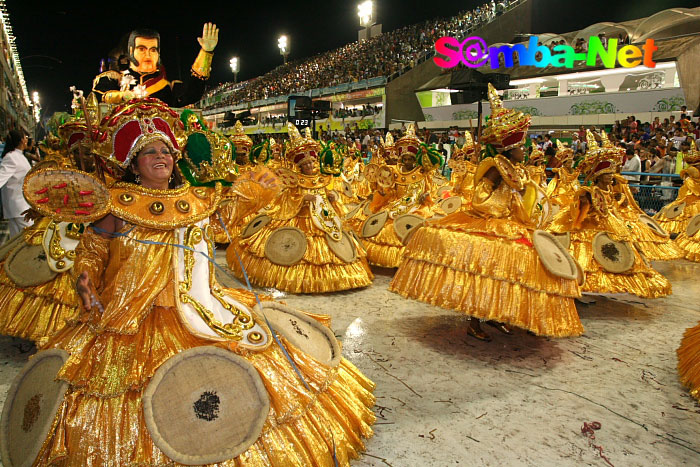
[1,255,699,466]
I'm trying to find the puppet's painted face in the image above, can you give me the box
[131,37,160,73]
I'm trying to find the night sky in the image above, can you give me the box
[5,0,698,118]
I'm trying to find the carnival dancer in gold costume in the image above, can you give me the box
[5,99,375,466]
[608,138,683,261]
[0,116,91,344]
[655,140,700,261]
[548,131,671,298]
[390,84,583,341]
[227,123,373,293]
[358,124,443,268]
[546,141,580,211]
[446,130,478,207]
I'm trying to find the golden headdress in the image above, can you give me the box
[528,146,545,165]
[230,120,253,155]
[285,122,320,168]
[480,83,531,152]
[579,130,625,181]
[683,139,700,165]
[179,109,237,184]
[93,98,183,169]
[550,139,574,167]
[395,123,422,159]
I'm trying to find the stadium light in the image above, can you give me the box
[278,35,289,64]
[357,1,374,27]
[230,57,239,83]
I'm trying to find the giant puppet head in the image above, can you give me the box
[128,29,161,74]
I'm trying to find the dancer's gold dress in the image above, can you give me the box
[361,164,437,268]
[390,155,584,337]
[546,166,580,208]
[34,180,376,466]
[228,124,373,293]
[655,163,700,235]
[228,172,373,293]
[678,320,700,401]
[0,217,81,343]
[611,174,683,261]
[448,159,477,207]
[549,185,672,297]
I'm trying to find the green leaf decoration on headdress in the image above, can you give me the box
[319,141,344,176]
[416,142,444,169]
[480,143,498,161]
[250,140,272,165]
[178,109,236,186]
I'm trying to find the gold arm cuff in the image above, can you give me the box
[191,49,214,80]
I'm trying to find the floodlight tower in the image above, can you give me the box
[230,57,239,83]
[278,35,289,64]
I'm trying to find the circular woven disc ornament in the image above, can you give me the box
[256,302,341,367]
[687,214,700,237]
[439,196,462,214]
[4,243,57,288]
[361,210,388,238]
[143,347,269,465]
[325,231,357,263]
[264,227,307,266]
[664,201,686,219]
[592,232,635,273]
[394,214,425,245]
[23,169,110,223]
[552,232,571,250]
[341,181,354,198]
[0,349,69,467]
[240,214,271,239]
[639,214,669,238]
[0,232,26,262]
[532,230,578,281]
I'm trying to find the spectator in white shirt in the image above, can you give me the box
[0,130,33,240]
[622,147,641,182]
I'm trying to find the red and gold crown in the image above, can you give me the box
[230,120,253,155]
[395,123,422,159]
[93,98,183,169]
[683,139,700,165]
[580,130,625,181]
[481,83,531,151]
[285,122,320,169]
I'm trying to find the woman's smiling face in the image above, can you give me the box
[133,140,173,188]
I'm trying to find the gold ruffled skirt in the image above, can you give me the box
[678,321,700,402]
[0,266,79,344]
[359,218,406,269]
[35,292,376,466]
[389,212,584,337]
[568,230,671,297]
[228,214,373,293]
[655,195,700,234]
[675,232,700,262]
[624,218,684,261]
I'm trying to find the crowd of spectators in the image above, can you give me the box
[203,0,518,110]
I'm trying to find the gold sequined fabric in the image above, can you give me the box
[0,219,81,343]
[29,180,376,466]
[390,165,584,338]
[228,185,373,293]
[676,232,700,262]
[546,167,580,208]
[677,321,700,401]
